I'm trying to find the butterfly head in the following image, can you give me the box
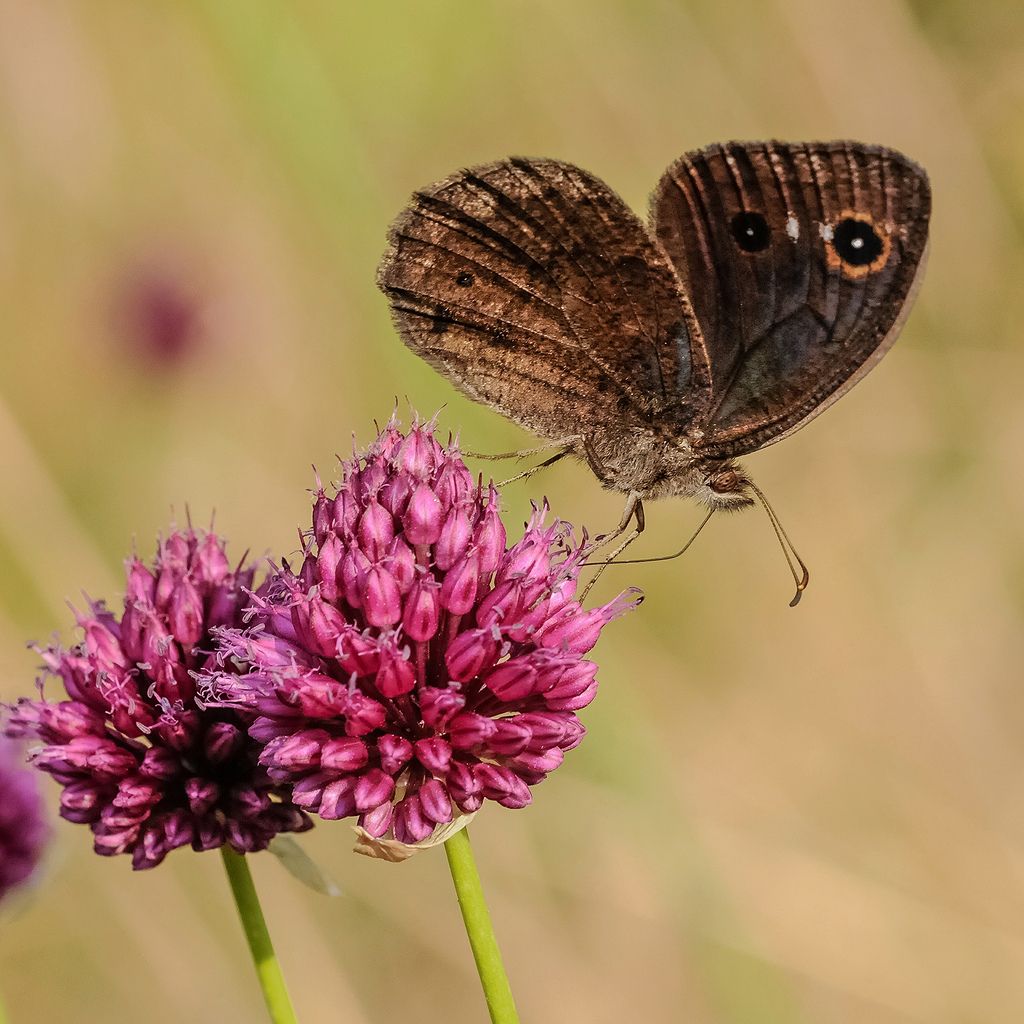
[698,460,756,512]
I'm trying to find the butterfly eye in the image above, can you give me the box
[730,211,771,253]
[833,218,884,267]
[709,469,740,493]
[456,271,474,287]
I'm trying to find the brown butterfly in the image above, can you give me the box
[377,141,931,602]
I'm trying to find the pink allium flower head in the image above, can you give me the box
[0,737,49,901]
[204,417,639,851]
[4,527,312,870]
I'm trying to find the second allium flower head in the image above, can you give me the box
[206,417,638,849]
[5,529,312,869]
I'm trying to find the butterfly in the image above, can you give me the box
[377,141,931,602]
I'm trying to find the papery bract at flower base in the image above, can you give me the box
[205,418,639,855]
[4,528,312,870]
[0,736,49,902]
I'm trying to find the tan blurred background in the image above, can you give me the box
[1,1,1022,1021]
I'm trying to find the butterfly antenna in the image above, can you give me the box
[593,509,715,566]
[747,482,809,607]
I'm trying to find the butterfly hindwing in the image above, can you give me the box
[378,158,711,442]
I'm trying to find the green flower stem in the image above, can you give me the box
[220,847,299,1024]
[444,827,520,1024]
[0,986,8,1024]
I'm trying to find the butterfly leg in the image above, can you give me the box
[461,437,581,461]
[580,492,645,600]
[589,490,643,552]
[497,446,573,487]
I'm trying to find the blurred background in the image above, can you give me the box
[1,1,1022,1021]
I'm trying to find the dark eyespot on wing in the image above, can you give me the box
[833,219,882,265]
[822,213,892,280]
[730,211,772,252]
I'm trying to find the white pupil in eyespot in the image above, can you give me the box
[851,237,864,249]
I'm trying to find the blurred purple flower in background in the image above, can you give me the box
[204,418,638,850]
[0,737,49,903]
[110,259,205,368]
[5,528,312,870]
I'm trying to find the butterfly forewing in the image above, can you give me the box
[378,158,711,441]
[651,141,931,458]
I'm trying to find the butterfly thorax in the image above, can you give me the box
[579,426,755,510]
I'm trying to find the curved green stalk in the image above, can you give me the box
[220,847,299,1024]
[444,827,520,1024]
